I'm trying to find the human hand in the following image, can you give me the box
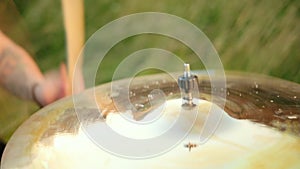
[0,31,77,107]
[33,63,70,106]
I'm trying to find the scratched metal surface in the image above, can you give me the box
[104,71,300,135]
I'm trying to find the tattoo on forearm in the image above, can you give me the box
[0,47,34,100]
[0,47,17,82]
[0,37,43,101]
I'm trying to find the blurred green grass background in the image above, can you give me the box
[0,0,299,141]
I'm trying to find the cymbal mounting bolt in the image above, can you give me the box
[178,63,198,107]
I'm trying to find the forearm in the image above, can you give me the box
[0,31,44,101]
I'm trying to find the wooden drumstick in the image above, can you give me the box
[61,0,85,94]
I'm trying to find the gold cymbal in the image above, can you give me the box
[1,72,300,169]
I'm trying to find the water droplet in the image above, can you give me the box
[239,93,242,97]
[275,108,283,115]
[277,95,280,98]
[286,115,298,120]
[134,103,145,108]
[129,91,136,97]
[293,96,297,99]
[135,103,145,110]
[148,94,153,100]
[270,100,274,103]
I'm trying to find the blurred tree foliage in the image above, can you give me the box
[5,0,300,84]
